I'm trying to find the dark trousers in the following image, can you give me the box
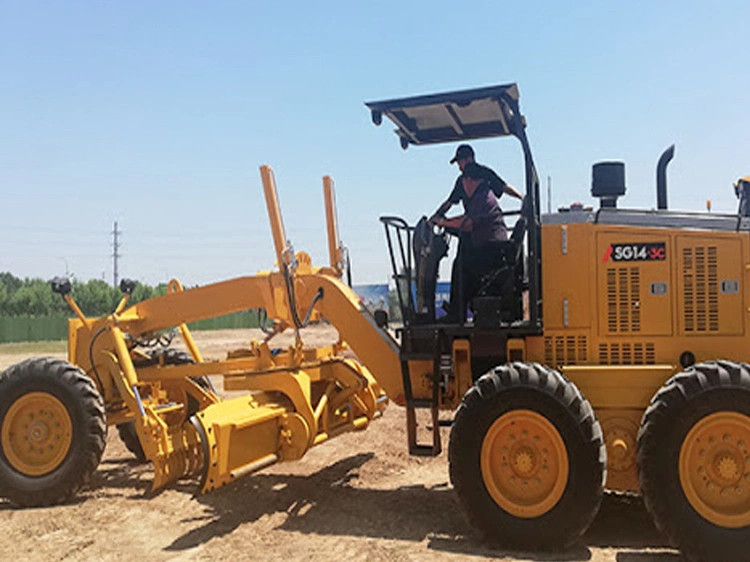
[447,236,468,318]
[448,237,506,321]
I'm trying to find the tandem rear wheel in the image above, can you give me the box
[449,362,606,549]
[0,357,106,507]
[638,360,750,562]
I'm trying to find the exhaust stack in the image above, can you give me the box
[656,145,675,210]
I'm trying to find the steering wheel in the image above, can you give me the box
[429,217,462,239]
[441,225,462,238]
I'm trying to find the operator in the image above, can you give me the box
[429,144,523,322]
[429,144,523,222]
[433,162,510,322]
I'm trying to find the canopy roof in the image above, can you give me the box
[365,83,522,149]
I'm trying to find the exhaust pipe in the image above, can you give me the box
[656,145,675,210]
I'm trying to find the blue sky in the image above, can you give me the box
[1,1,748,286]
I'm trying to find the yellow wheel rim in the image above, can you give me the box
[481,409,569,518]
[679,411,750,528]
[1,392,73,476]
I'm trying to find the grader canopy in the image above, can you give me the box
[365,83,522,147]
[367,83,543,331]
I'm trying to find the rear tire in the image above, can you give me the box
[0,357,106,507]
[449,362,606,548]
[638,361,750,562]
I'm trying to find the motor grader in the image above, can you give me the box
[1,84,749,562]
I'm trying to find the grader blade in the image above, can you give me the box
[189,395,303,494]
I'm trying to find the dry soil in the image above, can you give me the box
[0,327,683,561]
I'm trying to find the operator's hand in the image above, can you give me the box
[429,201,451,225]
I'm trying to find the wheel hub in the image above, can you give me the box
[715,454,741,483]
[481,409,569,518]
[1,392,73,476]
[679,411,750,528]
[512,447,537,476]
[606,427,635,472]
[28,420,50,443]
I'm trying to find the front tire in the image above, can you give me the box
[0,358,106,507]
[449,362,606,548]
[638,361,750,562]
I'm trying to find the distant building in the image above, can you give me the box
[354,281,451,319]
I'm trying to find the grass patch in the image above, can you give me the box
[0,340,67,355]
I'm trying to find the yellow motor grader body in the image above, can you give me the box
[366,85,750,560]
[3,83,750,562]
[523,219,750,492]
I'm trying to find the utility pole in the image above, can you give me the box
[112,221,121,288]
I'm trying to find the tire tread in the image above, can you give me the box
[0,357,106,507]
[449,362,605,549]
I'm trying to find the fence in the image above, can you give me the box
[0,311,263,344]
[0,316,70,344]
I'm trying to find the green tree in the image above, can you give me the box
[8,279,58,316]
[0,285,7,315]
[0,272,23,315]
[72,279,120,316]
[0,272,179,317]
[0,272,23,295]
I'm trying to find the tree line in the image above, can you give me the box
[0,272,168,317]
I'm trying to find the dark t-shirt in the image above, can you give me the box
[465,181,508,245]
[448,163,508,206]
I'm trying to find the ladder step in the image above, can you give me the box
[426,418,454,430]
[405,401,442,457]
[400,355,442,457]
[409,444,441,457]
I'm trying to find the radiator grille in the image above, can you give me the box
[607,266,641,333]
[544,335,588,368]
[598,342,656,365]
[682,246,719,332]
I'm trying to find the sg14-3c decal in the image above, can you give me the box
[603,242,666,263]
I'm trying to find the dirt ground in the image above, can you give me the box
[0,327,683,562]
